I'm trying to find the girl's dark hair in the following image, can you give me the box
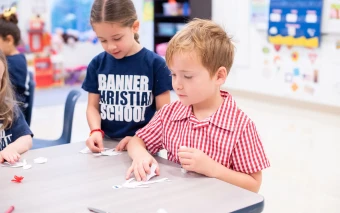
[0,50,16,130]
[0,11,21,46]
[90,0,139,43]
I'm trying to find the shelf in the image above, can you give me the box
[154,14,190,19]
[155,34,175,38]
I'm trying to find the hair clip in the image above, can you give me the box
[2,7,17,20]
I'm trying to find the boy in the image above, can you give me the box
[125,19,270,193]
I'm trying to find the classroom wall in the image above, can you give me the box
[15,0,153,69]
[12,0,340,107]
[212,0,340,107]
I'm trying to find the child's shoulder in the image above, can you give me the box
[157,100,189,121]
[141,48,166,65]
[219,90,254,128]
[6,53,26,63]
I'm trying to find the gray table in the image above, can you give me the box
[0,141,264,213]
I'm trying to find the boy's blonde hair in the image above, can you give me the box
[166,18,235,76]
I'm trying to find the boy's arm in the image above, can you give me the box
[125,107,166,181]
[178,121,269,193]
[126,136,159,181]
[178,147,262,192]
[212,163,262,192]
[155,91,170,110]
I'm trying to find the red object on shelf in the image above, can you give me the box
[28,16,45,53]
[28,31,44,52]
[34,57,54,88]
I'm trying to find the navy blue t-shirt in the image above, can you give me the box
[7,54,30,112]
[82,48,172,138]
[0,108,33,151]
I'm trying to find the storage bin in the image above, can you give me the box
[158,23,176,36]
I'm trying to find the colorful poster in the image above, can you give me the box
[251,0,270,29]
[321,0,340,33]
[268,0,323,48]
[143,0,154,22]
[51,0,96,44]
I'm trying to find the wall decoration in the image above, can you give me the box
[304,85,315,95]
[143,0,153,22]
[251,0,270,29]
[268,0,323,48]
[285,72,293,82]
[291,51,299,62]
[308,52,318,63]
[51,0,96,45]
[262,46,270,53]
[291,82,299,91]
[293,67,300,76]
[273,44,281,51]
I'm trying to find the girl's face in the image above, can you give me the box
[92,21,140,59]
[0,36,13,56]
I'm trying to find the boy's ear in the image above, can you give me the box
[215,66,227,85]
[132,20,140,33]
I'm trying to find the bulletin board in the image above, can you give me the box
[267,0,323,48]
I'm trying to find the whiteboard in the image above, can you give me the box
[212,0,250,68]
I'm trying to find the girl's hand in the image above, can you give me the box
[115,136,132,151]
[0,147,20,164]
[0,152,4,163]
[86,131,104,153]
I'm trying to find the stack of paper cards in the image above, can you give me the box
[79,147,122,157]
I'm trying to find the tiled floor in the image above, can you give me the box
[30,88,340,213]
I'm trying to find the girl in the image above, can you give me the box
[0,8,31,123]
[82,0,172,152]
[0,50,33,164]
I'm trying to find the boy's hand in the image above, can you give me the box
[178,146,217,177]
[126,153,160,181]
[0,147,21,164]
[86,132,104,153]
[115,136,132,151]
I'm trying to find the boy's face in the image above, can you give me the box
[169,52,226,106]
[92,21,140,59]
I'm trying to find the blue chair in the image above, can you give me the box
[31,90,81,149]
[25,72,35,126]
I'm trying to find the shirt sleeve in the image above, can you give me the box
[152,57,173,97]
[231,121,270,174]
[11,109,33,142]
[135,109,164,154]
[82,57,99,94]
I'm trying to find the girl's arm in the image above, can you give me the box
[6,135,32,154]
[86,93,101,129]
[155,91,170,110]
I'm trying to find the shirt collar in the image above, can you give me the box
[170,90,236,131]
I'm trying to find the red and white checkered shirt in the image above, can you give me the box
[136,90,270,174]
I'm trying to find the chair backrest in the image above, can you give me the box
[26,72,35,126]
[59,90,81,143]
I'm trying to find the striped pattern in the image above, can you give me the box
[136,91,270,174]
